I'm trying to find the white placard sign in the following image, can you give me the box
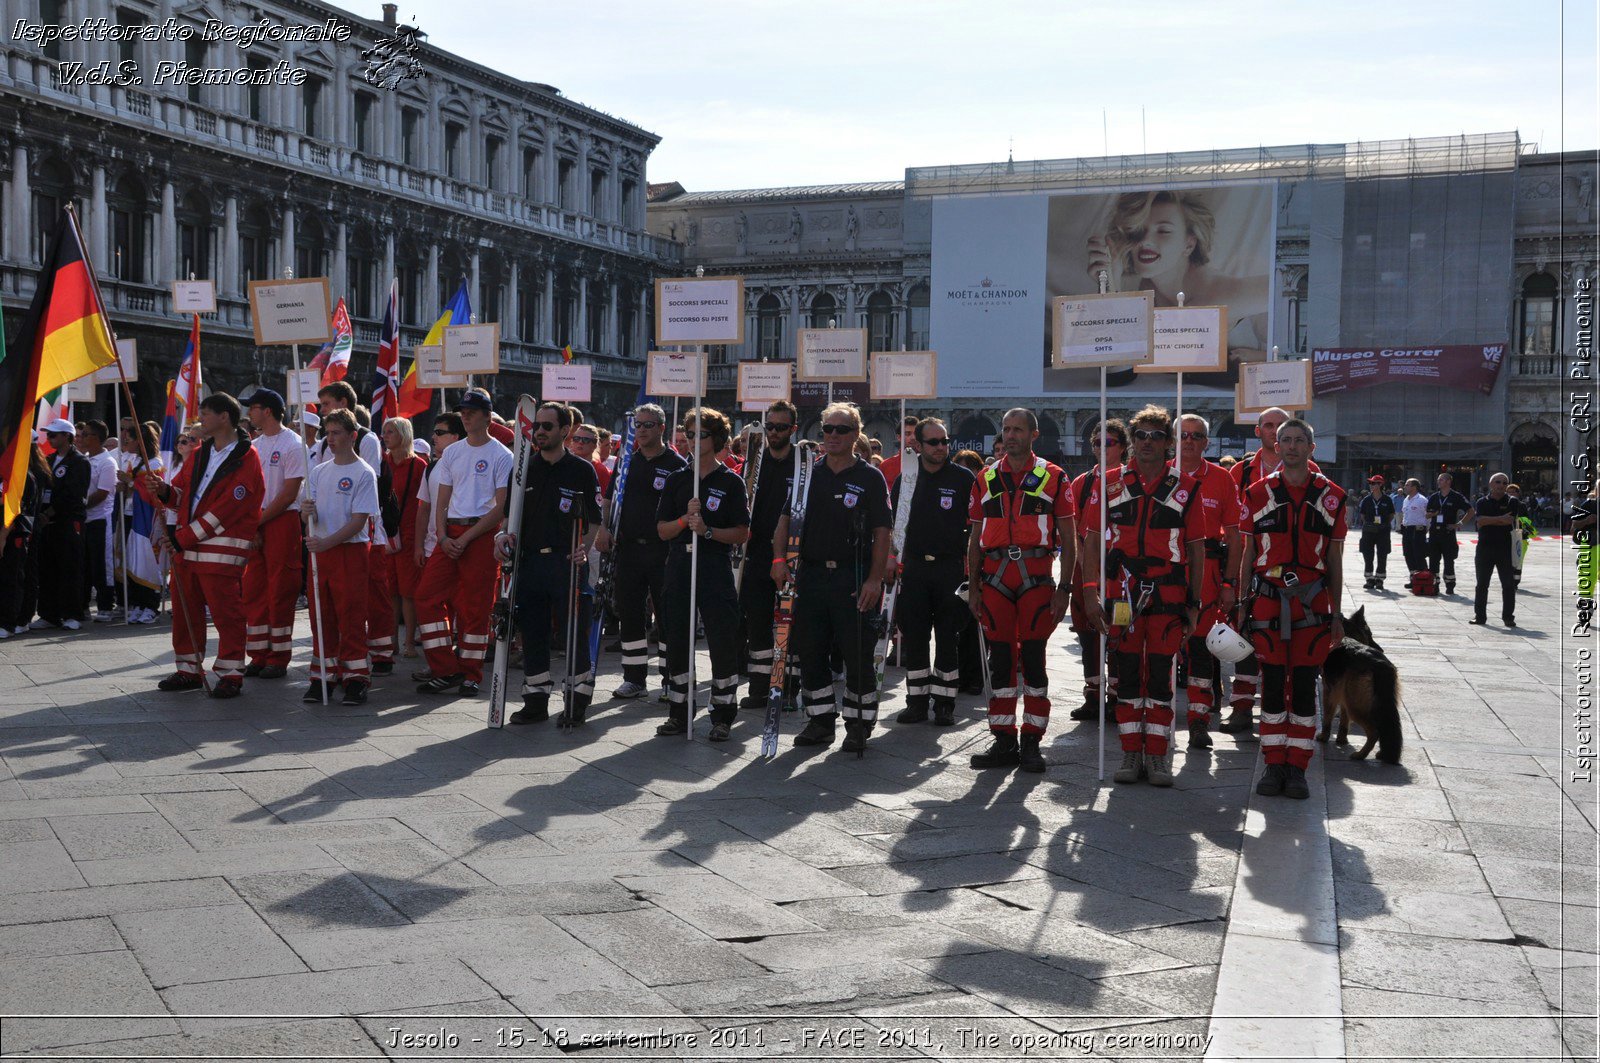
[65,374,97,403]
[737,362,792,406]
[415,345,469,389]
[870,351,939,400]
[740,400,767,413]
[542,363,592,402]
[646,351,706,397]
[93,338,139,384]
[248,278,333,346]
[1050,291,1155,369]
[1136,306,1228,374]
[443,323,500,375]
[796,328,870,382]
[285,368,323,408]
[171,279,217,314]
[1240,360,1313,412]
[1232,389,1262,426]
[654,276,745,345]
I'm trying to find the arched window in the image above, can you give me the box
[1520,272,1558,355]
[30,157,78,263]
[294,215,329,283]
[175,191,215,283]
[554,271,576,348]
[107,171,152,283]
[757,293,783,360]
[238,203,275,288]
[907,283,930,349]
[586,282,607,353]
[345,228,380,320]
[809,291,837,330]
[867,290,895,352]
[518,262,543,343]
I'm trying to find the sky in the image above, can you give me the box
[389,0,1596,192]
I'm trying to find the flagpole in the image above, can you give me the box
[114,380,130,625]
[284,266,330,707]
[66,204,209,691]
[1097,269,1109,784]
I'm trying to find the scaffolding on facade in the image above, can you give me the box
[904,132,1524,199]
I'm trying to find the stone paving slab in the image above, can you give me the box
[0,546,1592,1060]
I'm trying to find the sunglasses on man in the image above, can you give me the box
[572,436,597,445]
[764,421,793,432]
[634,420,662,429]
[820,424,855,436]
[1132,428,1169,441]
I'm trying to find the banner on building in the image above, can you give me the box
[1311,343,1507,396]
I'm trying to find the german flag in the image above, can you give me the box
[0,208,118,526]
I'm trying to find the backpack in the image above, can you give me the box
[1409,570,1437,596]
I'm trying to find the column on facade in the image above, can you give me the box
[606,279,619,356]
[467,98,482,187]
[787,284,801,348]
[844,281,857,328]
[332,57,349,154]
[158,178,175,284]
[470,250,481,320]
[280,204,296,278]
[542,263,555,345]
[636,285,649,360]
[608,157,621,223]
[332,220,348,307]
[575,274,589,349]
[90,166,108,273]
[222,194,239,297]
[425,243,439,316]
[507,260,521,341]
[382,232,395,291]
[578,137,591,217]
[10,143,29,263]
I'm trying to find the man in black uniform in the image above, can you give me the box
[738,399,798,710]
[771,403,892,754]
[34,419,90,631]
[655,407,751,739]
[1470,472,1523,628]
[496,402,601,724]
[1358,475,1396,590]
[888,417,974,727]
[1426,472,1474,594]
[596,403,685,699]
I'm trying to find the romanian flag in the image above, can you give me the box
[561,344,574,364]
[369,279,401,428]
[398,280,471,419]
[1,208,118,526]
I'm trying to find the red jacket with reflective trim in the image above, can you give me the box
[1080,463,1206,576]
[139,432,264,575]
[1240,470,1347,577]
[969,456,1074,556]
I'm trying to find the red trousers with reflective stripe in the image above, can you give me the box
[415,528,497,683]
[170,557,248,681]
[1185,556,1223,724]
[242,513,303,668]
[1109,582,1186,756]
[1249,582,1334,769]
[367,541,396,664]
[310,542,370,681]
[978,562,1060,737]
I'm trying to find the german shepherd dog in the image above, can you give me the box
[1317,606,1403,764]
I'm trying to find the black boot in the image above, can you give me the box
[1283,764,1310,800]
[840,719,872,754]
[931,699,956,727]
[896,698,929,724]
[970,732,1020,770]
[1256,763,1287,797]
[510,695,549,724]
[793,714,837,747]
[1017,734,1046,773]
[1188,718,1213,749]
[560,692,591,726]
[1218,708,1254,734]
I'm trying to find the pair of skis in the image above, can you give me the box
[588,410,635,666]
[873,444,919,689]
[761,440,817,757]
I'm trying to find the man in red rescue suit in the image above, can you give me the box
[140,393,264,698]
[965,408,1075,774]
[1067,419,1126,722]
[1221,405,1318,737]
[1080,405,1205,787]
[1174,413,1242,751]
[1237,416,1346,800]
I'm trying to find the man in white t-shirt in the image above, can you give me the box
[242,389,307,678]
[77,421,120,622]
[1399,476,1431,574]
[415,392,512,696]
[303,409,378,706]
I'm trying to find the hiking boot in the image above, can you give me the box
[341,680,369,706]
[371,661,394,677]
[793,716,837,747]
[840,720,872,754]
[1113,749,1144,784]
[970,733,1020,770]
[655,717,687,737]
[1017,734,1046,774]
[1146,752,1174,787]
[1445,580,1456,594]
[613,681,648,699]
[1068,699,1100,721]
[896,702,929,724]
[157,672,203,692]
[1188,718,1213,749]
[932,700,956,727]
[303,680,335,703]
[1256,763,1288,797]
[244,662,264,678]
[258,664,288,679]
[708,721,732,742]
[1218,709,1254,734]
[1283,765,1310,800]
[510,697,548,724]
[209,677,242,699]
[739,693,765,712]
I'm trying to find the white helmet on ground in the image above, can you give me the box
[1205,621,1254,664]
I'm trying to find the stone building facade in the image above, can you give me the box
[0,0,678,425]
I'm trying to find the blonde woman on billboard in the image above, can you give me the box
[1085,190,1270,371]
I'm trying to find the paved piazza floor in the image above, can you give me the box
[0,542,1593,1060]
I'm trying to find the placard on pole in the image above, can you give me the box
[654,276,745,346]
[415,345,469,389]
[646,351,707,397]
[1238,360,1313,412]
[869,351,938,400]
[736,362,792,408]
[1050,291,1155,369]
[248,278,333,346]
[171,279,218,314]
[796,328,870,382]
[442,322,501,376]
[542,363,593,402]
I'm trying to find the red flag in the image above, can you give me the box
[370,281,401,428]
